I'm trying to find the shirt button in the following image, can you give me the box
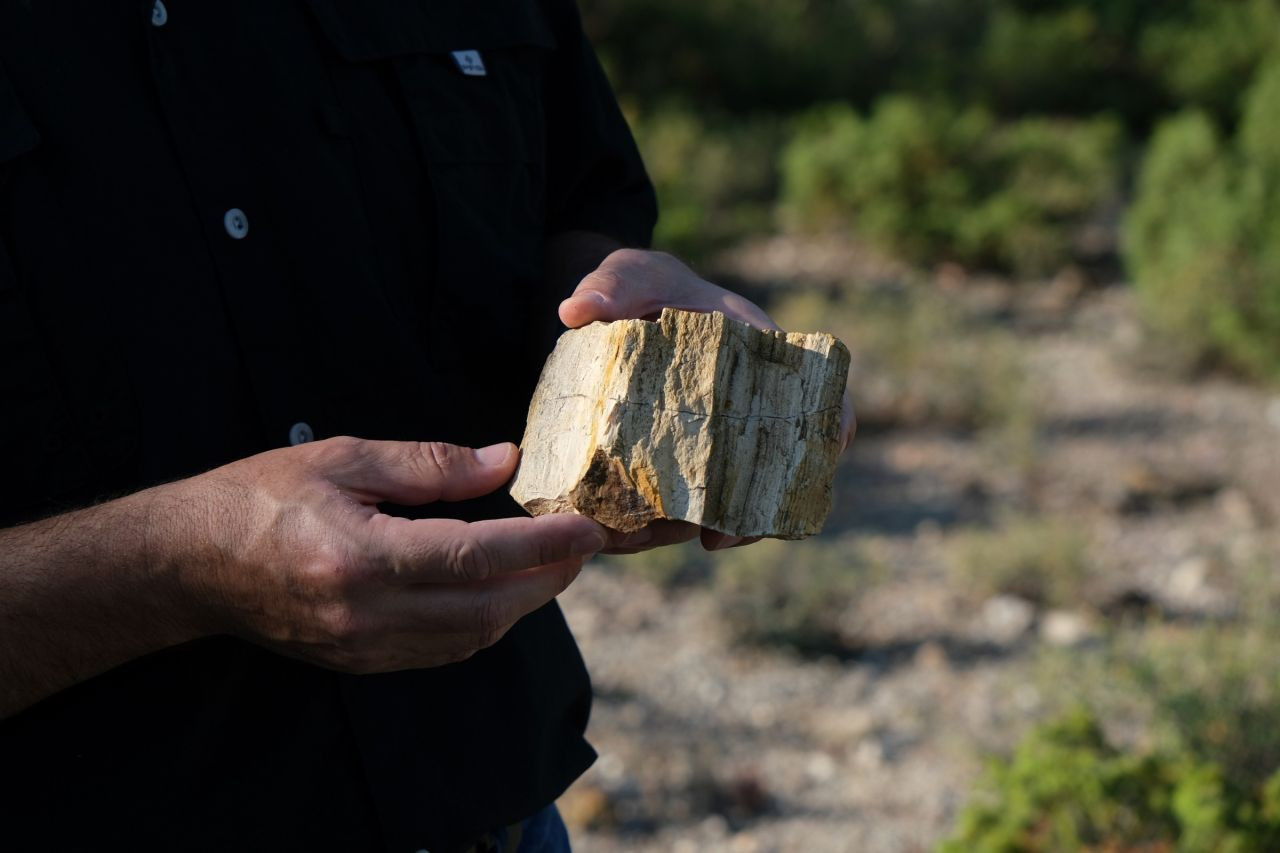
[150,0,168,27]
[288,422,315,446]
[223,208,249,240]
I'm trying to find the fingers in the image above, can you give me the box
[840,390,857,453]
[367,512,607,584]
[701,530,763,551]
[601,520,700,555]
[558,249,778,331]
[313,558,587,673]
[388,557,585,637]
[559,259,669,327]
[327,438,519,506]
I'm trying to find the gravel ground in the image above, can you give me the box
[552,241,1280,851]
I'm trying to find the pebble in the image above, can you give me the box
[1040,610,1097,648]
[978,595,1036,646]
[805,751,838,783]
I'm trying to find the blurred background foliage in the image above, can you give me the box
[583,0,1280,378]
[570,1,1280,849]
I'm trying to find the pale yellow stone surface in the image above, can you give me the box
[509,308,851,539]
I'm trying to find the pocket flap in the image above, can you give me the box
[307,0,556,61]
[0,64,39,164]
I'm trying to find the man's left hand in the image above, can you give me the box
[557,248,856,553]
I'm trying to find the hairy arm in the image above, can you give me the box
[0,439,606,722]
[0,486,199,719]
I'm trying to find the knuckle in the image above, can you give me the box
[314,435,361,464]
[327,435,362,453]
[535,535,563,569]
[451,537,494,581]
[318,601,364,645]
[584,266,623,293]
[609,247,648,267]
[305,542,360,593]
[407,441,463,482]
[423,441,461,473]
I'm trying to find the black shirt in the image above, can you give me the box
[0,2,655,851]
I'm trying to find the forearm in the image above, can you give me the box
[0,485,200,720]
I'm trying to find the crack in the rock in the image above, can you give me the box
[546,393,840,423]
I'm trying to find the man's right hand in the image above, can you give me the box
[160,437,607,673]
[0,437,605,718]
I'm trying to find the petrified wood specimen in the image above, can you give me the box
[509,308,851,539]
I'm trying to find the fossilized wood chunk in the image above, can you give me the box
[509,308,851,539]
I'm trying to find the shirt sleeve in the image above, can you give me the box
[540,0,658,248]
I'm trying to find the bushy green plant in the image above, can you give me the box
[580,0,982,116]
[583,0,1199,127]
[942,709,1280,852]
[1122,622,1280,796]
[1140,0,1280,121]
[780,98,987,263]
[628,108,781,259]
[779,97,1121,275]
[712,536,867,656]
[1125,59,1280,380]
[975,6,1110,114]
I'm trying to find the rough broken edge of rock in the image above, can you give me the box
[509,308,851,539]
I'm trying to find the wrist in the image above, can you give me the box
[133,477,223,646]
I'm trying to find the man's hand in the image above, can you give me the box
[557,247,857,551]
[164,438,606,673]
[0,438,605,718]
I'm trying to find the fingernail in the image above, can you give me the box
[562,291,607,312]
[572,530,607,556]
[476,443,514,466]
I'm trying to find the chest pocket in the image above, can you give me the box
[307,0,556,366]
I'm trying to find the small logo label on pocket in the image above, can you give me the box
[451,50,487,77]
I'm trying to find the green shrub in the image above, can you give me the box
[975,6,1110,115]
[1140,0,1280,121]
[583,0,1194,127]
[941,709,1280,852]
[628,108,781,259]
[779,98,987,264]
[1125,59,1280,380]
[1030,601,1280,822]
[779,97,1122,275]
[580,0,981,116]
[712,536,868,656]
[1121,622,1280,796]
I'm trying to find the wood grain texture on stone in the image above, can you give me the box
[509,308,851,539]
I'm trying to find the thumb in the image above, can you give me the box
[329,438,520,506]
[559,263,671,329]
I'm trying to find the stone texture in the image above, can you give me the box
[509,308,851,538]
